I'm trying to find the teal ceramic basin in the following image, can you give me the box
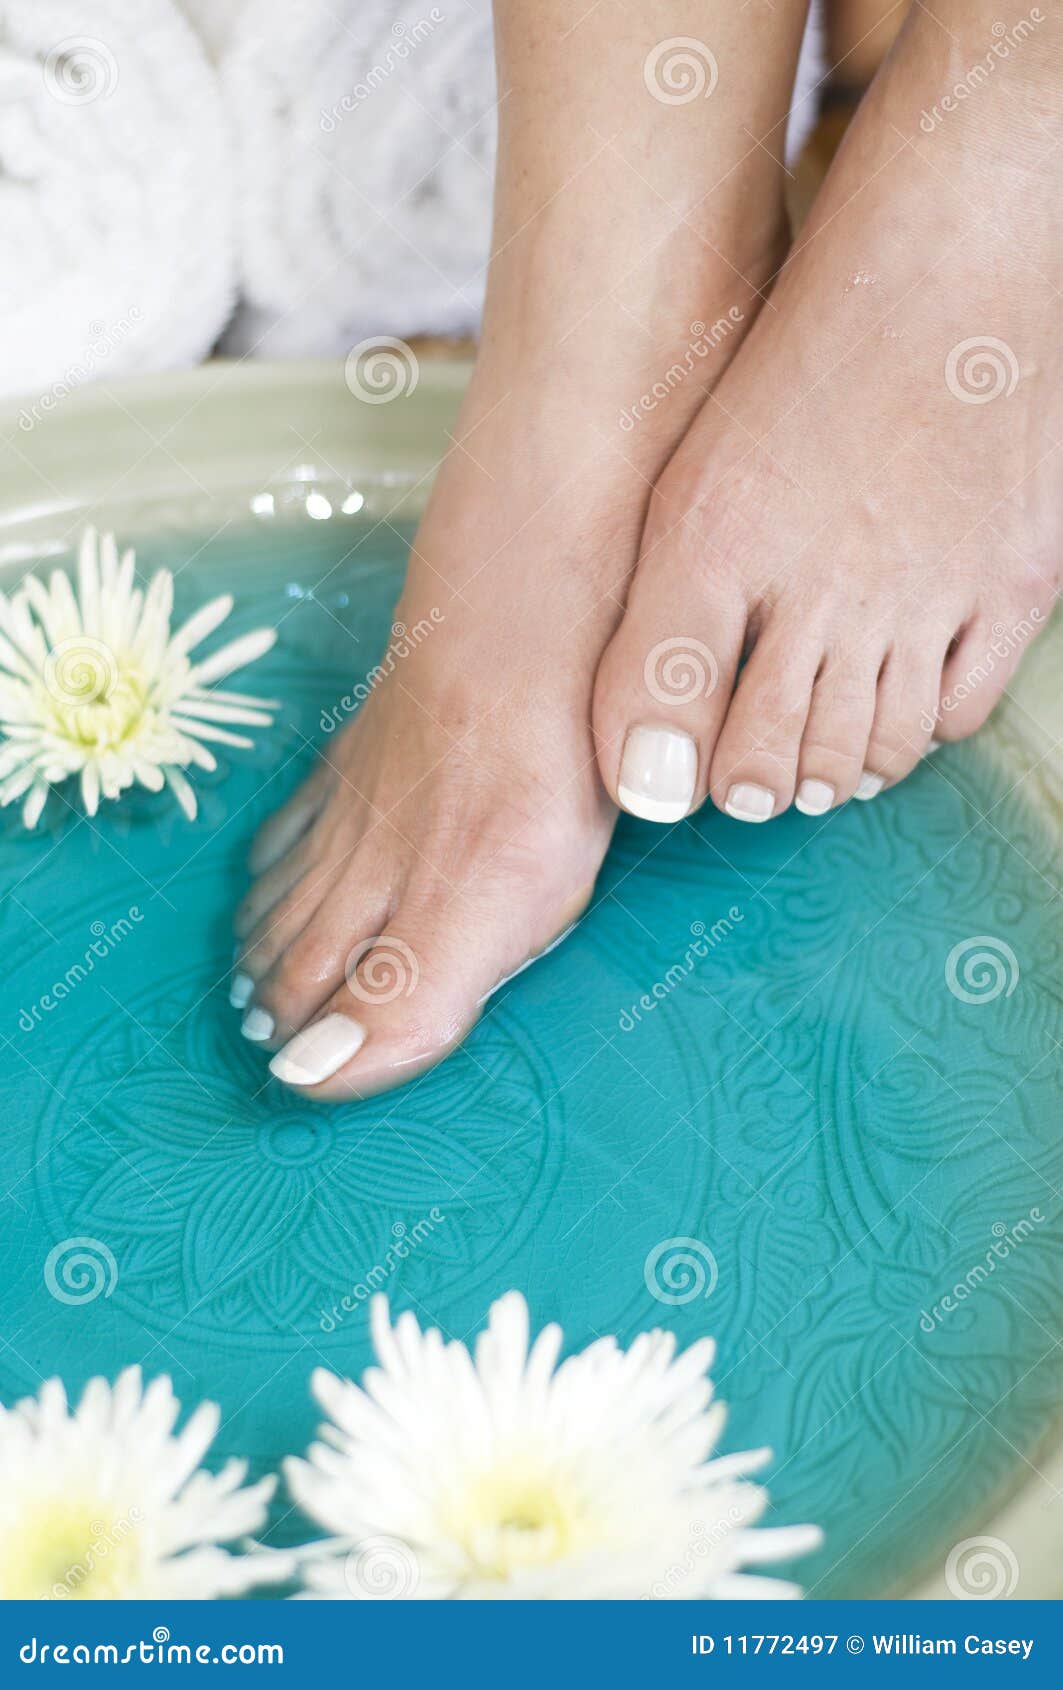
[1,362,1060,1598]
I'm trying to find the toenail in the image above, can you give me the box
[229,971,254,1009]
[854,771,885,800]
[725,782,775,823]
[794,779,835,817]
[617,725,697,823]
[269,1013,367,1086]
[927,739,942,754]
[241,1006,275,1042]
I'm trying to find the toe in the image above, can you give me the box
[234,863,343,993]
[934,613,1032,742]
[708,620,820,821]
[794,654,880,814]
[233,841,315,940]
[248,763,332,875]
[246,853,397,1046]
[863,636,949,789]
[593,523,747,824]
[266,882,572,1101]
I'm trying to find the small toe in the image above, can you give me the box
[863,637,949,786]
[249,764,332,875]
[708,621,820,821]
[794,654,881,814]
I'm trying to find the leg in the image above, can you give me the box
[233,0,812,1096]
[595,0,1061,825]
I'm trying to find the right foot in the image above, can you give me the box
[228,0,807,1096]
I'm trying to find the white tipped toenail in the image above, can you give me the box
[617,725,697,823]
[927,739,942,753]
[229,971,254,1009]
[241,1006,274,1042]
[269,1013,367,1086]
[854,771,884,800]
[725,782,775,823]
[795,779,835,817]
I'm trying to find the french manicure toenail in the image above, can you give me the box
[725,782,775,822]
[241,1006,275,1042]
[269,1013,367,1086]
[927,739,942,753]
[794,779,835,817]
[229,971,254,1009]
[854,771,885,800]
[617,725,697,823]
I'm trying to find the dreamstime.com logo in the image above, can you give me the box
[18,908,144,1033]
[44,1237,118,1305]
[644,1236,718,1306]
[319,612,444,733]
[319,1209,445,1331]
[918,1209,1044,1332]
[19,1629,283,1666]
[619,313,745,431]
[619,911,743,1032]
[945,336,1019,404]
[345,1535,421,1598]
[945,1535,1019,1599]
[320,11,446,129]
[918,11,1045,133]
[345,936,420,1005]
[945,935,1019,1004]
[644,637,719,707]
[643,38,718,105]
[920,610,1044,732]
[51,1509,144,1598]
[344,337,419,403]
[42,36,118,104]
[17,308,143,432]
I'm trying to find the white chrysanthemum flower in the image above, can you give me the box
[0,527,278,828]
[287,1293,822,1600]
[0,1367,285,1599]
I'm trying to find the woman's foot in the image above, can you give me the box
[229,0,809,1096]
[594,0,1062,827]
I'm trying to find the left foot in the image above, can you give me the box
[594,0,1062,826]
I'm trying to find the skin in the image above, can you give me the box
[235,0,1061,1099]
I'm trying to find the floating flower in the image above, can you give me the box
[0,527,278,827]
[0,1367,286,1598]
[287,1292,822,1599]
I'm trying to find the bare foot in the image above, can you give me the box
[229,0,809,1095]
[595,0,1061,827]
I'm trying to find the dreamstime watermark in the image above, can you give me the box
[18,909,144,1033]
[643,637,720,707]
[344,336,419,403]
[643,1510,746,1600]
[345,936,420,1005]
[319,1210,445,1332]
[918,12,1045,133]
[320,12,446,130]
[51,1509,144,1598]
[945,1535,1019,1599]
[643,38,718,105]
[17,308,144,432]
[945,935,1019,1004]
[945,336,1020,404]
[919,610,1044,732]
[918,1209,1044,1333]
[619,313,745,431]
[44,1237,118,1305]
[319,612,444,733]
[619,912,743,1032]
[644,1236,718,1306]
[344,1535,421,1598]
[42,36,118,105]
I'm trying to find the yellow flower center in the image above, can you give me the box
[40,641,153,751]
[445,1458,597,1581]
[0,1500,143,1599]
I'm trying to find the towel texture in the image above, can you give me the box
[0,0,234,405]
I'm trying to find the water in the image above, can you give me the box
[1,518,1061,1595]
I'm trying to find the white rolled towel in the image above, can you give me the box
[0,0,234,409]
[218,0,497,358]
[219,0,823,359]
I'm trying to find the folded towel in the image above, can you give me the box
[218,0,497,358]
[0,0,234,408]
